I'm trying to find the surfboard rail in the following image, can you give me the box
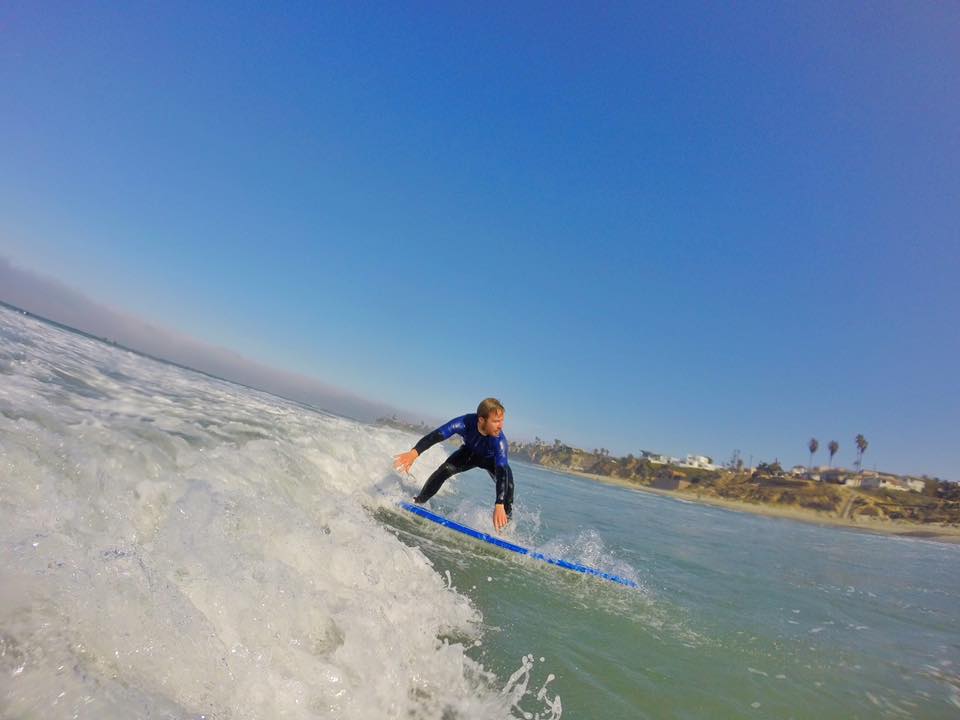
[400,502,638,588]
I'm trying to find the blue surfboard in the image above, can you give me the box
[400,502,638,588]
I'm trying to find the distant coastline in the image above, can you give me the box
[564,468,960,544]
[378,417,960,543]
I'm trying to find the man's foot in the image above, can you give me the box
[412,495,425,505]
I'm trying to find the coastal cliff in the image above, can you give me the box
[510,442,960,529]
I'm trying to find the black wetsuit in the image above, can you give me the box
[413,414,514,515]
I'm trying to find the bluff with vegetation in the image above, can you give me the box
[510,440,721,486]
[699,467,959,525]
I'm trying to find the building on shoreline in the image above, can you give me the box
[845,474,881,490]
[680,454,718,471]
[880,476,926,493]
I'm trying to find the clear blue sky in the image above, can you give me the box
[2,2,958,478]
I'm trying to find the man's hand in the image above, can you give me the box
[493,503,509,531]
[393,449,419,474]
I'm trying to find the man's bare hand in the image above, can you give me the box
[493,503,509,531]
[393,449,419,474]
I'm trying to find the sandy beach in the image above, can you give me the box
[564,469,960,544]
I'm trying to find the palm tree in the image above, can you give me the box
[808,438,819,470]
[855,434,869,473]
[828,440,839,467]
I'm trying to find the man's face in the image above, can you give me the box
[478,410,505,437]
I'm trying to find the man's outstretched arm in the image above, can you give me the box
[393,428,443,473]
[393,417,464,472]
[393,416,467,473]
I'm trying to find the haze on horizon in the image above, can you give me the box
[0,257,399,424]
[1,3,958,479]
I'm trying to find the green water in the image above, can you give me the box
[384,463,960,719]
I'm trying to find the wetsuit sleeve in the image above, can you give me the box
[494,435,509,467]
[413,415,468,455]
[494,465,512,505]
[493,436,512,505]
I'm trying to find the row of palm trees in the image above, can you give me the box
[807,435,869,472]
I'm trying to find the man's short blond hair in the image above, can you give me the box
[477,397,505,418]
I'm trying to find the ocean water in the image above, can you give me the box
[2,304,959,719]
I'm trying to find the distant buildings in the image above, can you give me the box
[841,472,926,493]
[880,476,926,493]
[790,465,821,481]
[680,454,718,471]
[783,465,927,493]
[821,469,847,484]
[641,451,677,465]
[638,450,718,470]
[844,474,880,490]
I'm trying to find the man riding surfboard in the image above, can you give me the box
[394,398,514,531]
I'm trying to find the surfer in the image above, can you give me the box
[393,398,514,531]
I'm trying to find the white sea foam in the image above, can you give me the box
[0,307,547,719]
[537,528,639,589]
